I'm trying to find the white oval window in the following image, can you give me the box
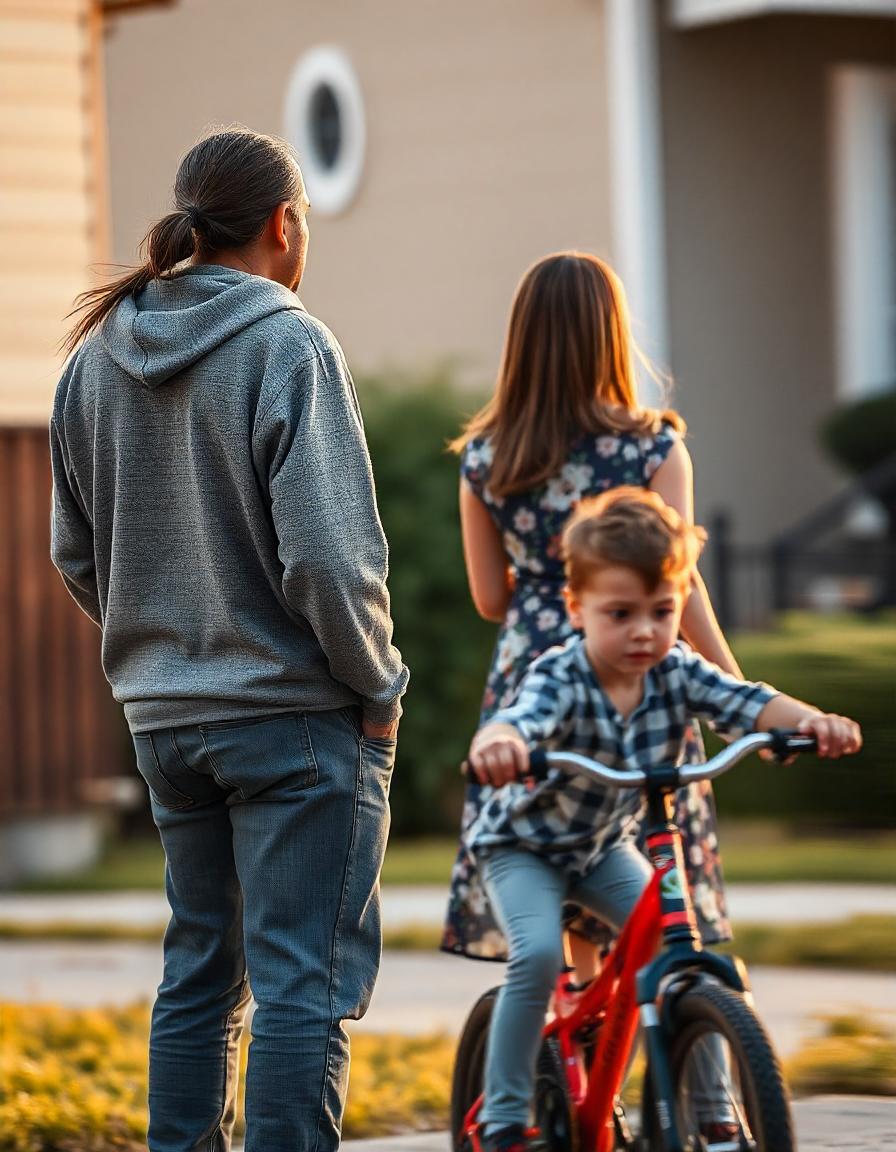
[284,47,366,216]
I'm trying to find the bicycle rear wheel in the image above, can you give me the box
[450,986,580,1152]
[642,980,795,1151]
[451,986,499,1151]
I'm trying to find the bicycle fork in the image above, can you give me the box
[639,999,684,1152]
[634,795,751,1152]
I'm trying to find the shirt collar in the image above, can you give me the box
[571,635,662,724]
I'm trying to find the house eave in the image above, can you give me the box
[670,0,896,27]
[102,0,175,13]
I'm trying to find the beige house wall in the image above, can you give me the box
[0,0,107,426]
[102,0,612,386]
[659,13,896,544]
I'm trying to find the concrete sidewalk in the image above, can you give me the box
[3,941,896,1056]
[3,882,896,928]
[342,1096,896,1150]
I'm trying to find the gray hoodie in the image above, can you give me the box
[50,265,408,732]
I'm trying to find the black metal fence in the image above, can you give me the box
[707,454,896,633]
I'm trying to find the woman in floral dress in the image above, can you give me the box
[441,253,742,962]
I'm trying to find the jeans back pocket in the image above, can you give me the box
[198,712,318,801]
[133,734,194,811]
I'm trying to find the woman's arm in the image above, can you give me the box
[459,479,513,623]
[649,437,742,676]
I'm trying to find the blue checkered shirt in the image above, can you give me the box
[465,636,777,874]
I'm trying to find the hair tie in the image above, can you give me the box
[185,206,203,230]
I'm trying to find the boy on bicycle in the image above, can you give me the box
[465,486,861,1152]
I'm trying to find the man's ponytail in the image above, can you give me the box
[62,127,302,356]
[62,210,195,356]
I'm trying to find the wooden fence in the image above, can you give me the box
[0,426,123,818]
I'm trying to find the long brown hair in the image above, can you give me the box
[451,252,684,497]
[63,127,303,355]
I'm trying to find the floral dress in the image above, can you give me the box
[440,423,732,961]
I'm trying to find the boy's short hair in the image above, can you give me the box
[561,486,706,592]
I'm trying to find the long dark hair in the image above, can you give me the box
[64,127,303,354]
[450,252,683,497]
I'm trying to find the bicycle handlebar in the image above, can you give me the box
[525,729,817,788]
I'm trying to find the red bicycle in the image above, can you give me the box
[451,729,815,1152]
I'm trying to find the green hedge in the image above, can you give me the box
[711,612,896,826]
[360,374,494,834]
[359,381,896,833]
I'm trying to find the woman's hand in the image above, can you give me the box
[798,713,862,758]
[467,724,530,786]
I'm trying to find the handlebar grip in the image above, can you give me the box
[767,728,818,760]
[528,747,551,781]
[462,747,552,783]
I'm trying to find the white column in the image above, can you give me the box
[605,0,668,400]
[830,66,896,400]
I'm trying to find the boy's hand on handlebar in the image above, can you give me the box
[798,713,862,758]
[468,724,530,786]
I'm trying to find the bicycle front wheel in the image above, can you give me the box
[643,980,795,1152]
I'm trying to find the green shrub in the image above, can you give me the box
[820,387,896,476]
[359,373,494,834]
[711,612,896,826]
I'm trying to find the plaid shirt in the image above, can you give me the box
[465,636,777,874]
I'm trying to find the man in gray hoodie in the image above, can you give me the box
[51,128,408,1152]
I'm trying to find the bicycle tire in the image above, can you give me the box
[451,986,499,1151]
[641,979,795,1151]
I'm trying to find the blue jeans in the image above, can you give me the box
[479,842,652,1132]
[132,707,394,1152]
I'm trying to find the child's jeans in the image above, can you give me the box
[131,707,393,1152]
[479,842,734,1133]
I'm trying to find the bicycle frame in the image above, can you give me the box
[543,790,748,1152]
[544,844,665,1151]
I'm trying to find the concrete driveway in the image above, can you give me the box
[343,1096,896,1151]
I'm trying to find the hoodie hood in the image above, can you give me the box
[101,265,304,389]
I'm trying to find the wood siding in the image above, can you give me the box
[0,428,123,817]
[0,0,105,426]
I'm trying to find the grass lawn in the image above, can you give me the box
[3,914,895,973]
[364,915,896,971]
[383,824,896,886]
[17,821,896,892]
[711,821,896,885]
